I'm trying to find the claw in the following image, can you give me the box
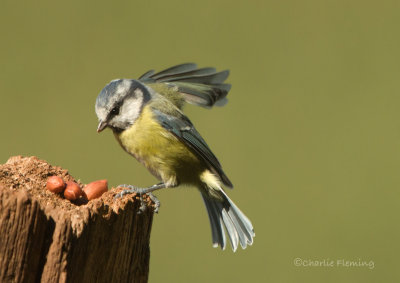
[115,184,161,213]
[147,192,161,213]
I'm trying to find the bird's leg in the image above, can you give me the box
[115,183,165,213]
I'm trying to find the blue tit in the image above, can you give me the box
[95,63,254,251]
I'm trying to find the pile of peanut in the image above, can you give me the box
[46,176,108,202]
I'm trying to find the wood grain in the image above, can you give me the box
[0,156,155,283]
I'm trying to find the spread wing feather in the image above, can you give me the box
[139,63,231,108]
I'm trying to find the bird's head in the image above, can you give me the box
[95,79,151,133]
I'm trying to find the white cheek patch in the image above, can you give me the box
[120,89,144,124]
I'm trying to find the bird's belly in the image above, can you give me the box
[115,117,204,187]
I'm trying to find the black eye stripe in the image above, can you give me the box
[107,104,120,120]
[111,106,119,115]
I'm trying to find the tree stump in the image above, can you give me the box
[0,156,156,283]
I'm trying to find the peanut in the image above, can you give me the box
[46,176,65,193]
[83,179,108,200]
[64,181,83,201]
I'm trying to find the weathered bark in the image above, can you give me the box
[0,156,155,283]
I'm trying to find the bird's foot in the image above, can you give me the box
[115,184,161,213]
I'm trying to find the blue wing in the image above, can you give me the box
[152,109,233,188]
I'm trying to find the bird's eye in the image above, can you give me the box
[111,106,120,116]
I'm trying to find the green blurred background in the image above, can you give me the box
[1,1,399,282]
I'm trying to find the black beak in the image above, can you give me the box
[97,121,107,133]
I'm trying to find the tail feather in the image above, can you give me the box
[221,207,240,251]
[227,207,248,249]
[226,197,255,246]
[201,190,255,252]
[202,197,227,249]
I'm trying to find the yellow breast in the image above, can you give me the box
[114,105,204,187]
